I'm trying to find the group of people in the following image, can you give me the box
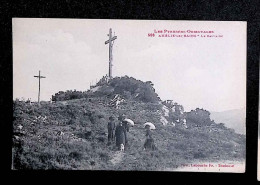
[107,114,156,151]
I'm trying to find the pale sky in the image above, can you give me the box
[13,18,246,112]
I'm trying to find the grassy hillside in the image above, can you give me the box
[13,97,245,170]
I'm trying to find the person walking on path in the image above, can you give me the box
[107,116,116,145]
[115,121,126,150]
[144,125,156,150]
[118,114,129,146]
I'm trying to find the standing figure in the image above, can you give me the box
[115,121,126,151]
[123,120,130,132]
[107,116,116,145]
[118,114,129,145]
[144,125,156,150]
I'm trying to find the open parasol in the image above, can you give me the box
[124,118,134,126]
[144,122,156,130]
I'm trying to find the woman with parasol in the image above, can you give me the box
[143,122,156,150]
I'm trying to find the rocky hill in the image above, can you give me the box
[51,76,160,103]
[12,76,246,170]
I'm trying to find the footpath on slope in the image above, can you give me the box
[110,151,125,165]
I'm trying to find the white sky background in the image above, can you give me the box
[13,19,246,112]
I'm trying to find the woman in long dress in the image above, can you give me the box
[144,125,156,150]
[115,121,126,150]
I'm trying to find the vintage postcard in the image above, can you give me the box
[12,18,246,172]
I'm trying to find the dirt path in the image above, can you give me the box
[110,151,125,165]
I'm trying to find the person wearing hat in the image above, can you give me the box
[107,116,116,145]
[118,114,126,122]
[144,125,156,150]
[118,114,129,146]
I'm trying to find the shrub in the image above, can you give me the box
[52,90,88,101]
[186,108,213,126]
[69,151,83,160]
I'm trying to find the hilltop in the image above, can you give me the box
[12,76,246,170]
[51,76,160,103]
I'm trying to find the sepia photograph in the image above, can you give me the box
[12,18,246,172]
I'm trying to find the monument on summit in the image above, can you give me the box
[105,28,117,78]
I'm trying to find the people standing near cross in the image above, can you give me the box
[34,70,46,104]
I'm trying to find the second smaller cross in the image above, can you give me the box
[34,70,46,104]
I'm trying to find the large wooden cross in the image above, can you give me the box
[105,28,117,78]
[34,70,46,103]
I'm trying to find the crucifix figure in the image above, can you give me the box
[34,70,46,103]
[105,28,117,78]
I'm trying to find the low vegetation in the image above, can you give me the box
[13,77,245,170]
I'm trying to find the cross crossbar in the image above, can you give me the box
[34,76,46,78]
[105,36,117,44]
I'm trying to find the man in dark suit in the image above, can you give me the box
[107,116,116,145]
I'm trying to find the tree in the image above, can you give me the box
[186,108,212,126]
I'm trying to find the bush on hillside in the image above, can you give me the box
[186,108,214,126]
[52,90,88,101]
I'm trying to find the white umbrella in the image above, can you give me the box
[124,118,134,126]
[144,122,156,130]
